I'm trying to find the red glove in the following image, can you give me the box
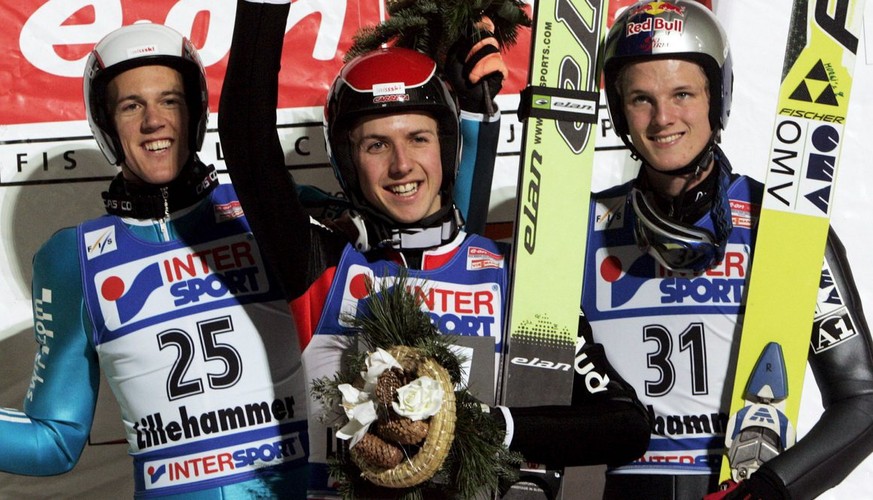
[704,480,741,500]
[464,17,509,85]
[444,16,507,116]
[703,472,789,500]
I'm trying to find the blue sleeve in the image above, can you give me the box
[454,110,501,236]
[0,227,100,475]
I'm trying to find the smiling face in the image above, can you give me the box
[108,65,190,185]
[620,58,714,193]
[349,111,443,224]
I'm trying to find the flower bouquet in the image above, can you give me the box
[311,274,522,499]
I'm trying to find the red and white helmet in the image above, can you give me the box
[83,23,208,166]
[323,47,460,212]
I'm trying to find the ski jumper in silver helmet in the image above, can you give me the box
[603,0,732,175]
[603,1,735,272]
[323,47,463,246]
[84,22,208,166]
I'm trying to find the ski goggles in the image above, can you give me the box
[630,187,725,273]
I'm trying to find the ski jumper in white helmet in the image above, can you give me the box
[0,22,310,498]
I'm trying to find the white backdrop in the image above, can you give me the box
[0,0,871,498]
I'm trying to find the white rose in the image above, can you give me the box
[392,376,444,421]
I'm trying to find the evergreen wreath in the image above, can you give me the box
[344,0,532,68]
[311,272,523,499]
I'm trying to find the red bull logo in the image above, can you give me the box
[628,1,686,18]
[625,2,686,37]
[626,17,684,37]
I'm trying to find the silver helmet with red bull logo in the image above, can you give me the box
[323,47,461,214]
[603,1,733,138]
[83,22,208,166]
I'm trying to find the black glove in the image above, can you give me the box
[444,16,507,116]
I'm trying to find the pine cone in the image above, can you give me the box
[352,432,404,469]
[374,367,407,405]
[378,415,429,445]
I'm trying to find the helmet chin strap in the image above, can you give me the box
[629,131,720,220]
[348,195,464,252]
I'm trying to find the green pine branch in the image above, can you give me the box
[345,0,531,68]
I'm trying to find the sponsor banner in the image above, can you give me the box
[139,427,306,493]
[0,0,532,186]
[336,264,503,342]
[594,243,750,312]
[92,234,270,331]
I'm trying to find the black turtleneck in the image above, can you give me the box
[639,161,720,225]
[101,157,218,219]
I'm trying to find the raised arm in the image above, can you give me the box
[218,0,315,299]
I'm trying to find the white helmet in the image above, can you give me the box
[83,23,208,166]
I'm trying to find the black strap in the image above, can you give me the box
[517,85,599,123]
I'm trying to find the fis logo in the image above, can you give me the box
[84,226,117,260]
[94,237,267,330]
[337,265,502,340]
[593,196,626,231]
